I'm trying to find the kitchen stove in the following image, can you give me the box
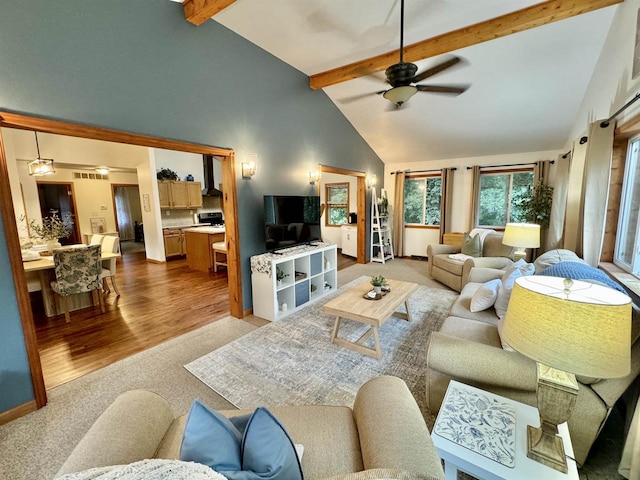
[197,212,224,227]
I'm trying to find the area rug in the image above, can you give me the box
[185,276,457,414]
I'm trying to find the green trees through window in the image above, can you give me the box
[477,171,533,227]
[326,183,349,226]
[404,176,441,226]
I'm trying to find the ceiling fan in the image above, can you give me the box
[377,0,470,108]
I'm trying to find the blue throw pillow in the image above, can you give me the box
[538,261,626,293]
[179,401,303,480]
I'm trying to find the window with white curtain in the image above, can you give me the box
[615,136,640,275]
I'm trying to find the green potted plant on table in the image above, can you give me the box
[370,274,386,294]
[29,212,74,253]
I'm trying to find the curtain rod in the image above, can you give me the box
[390,168,457,175]
[465,160,554,170]
[601,93,640,128]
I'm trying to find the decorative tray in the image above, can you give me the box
[363,290,388,300]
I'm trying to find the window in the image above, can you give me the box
[325,183,349,226]
[615,137,640,275]
[477,170,533,227]
[404,175,441,226]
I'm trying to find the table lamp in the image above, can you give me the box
[502,223,540,261]
[502,276,631,472]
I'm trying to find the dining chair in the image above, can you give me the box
[50,244,105,323]
[212,236,227,272]
[89,234,105,246]
[101,236,120,296]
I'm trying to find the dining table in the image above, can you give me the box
[23,250,121,318]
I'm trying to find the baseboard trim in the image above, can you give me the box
[243,307,253,318]
[0,400,38,426]
[146,258,165,264]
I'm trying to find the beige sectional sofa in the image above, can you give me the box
[425,264,640,466]
[55,376,445,480]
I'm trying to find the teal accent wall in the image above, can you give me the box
[0,210,35,411]
[0,1,383,409]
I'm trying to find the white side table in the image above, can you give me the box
[432,381,579,480]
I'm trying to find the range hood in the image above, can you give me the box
[202,154,223,197]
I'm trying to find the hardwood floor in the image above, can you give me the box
[33,251,232,390]
[32,246,359,390]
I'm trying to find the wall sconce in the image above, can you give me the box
[95,166,110,175]
[366,174,377,189]
[28,132,55,176]
[308,169,321,185]
[242,153,257,178]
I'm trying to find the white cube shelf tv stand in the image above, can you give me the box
[251,243,338,321]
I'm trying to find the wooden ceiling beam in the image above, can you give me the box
[183,0,237,26]
[309,0,623,90]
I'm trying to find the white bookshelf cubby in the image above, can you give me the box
[250,243,338,321]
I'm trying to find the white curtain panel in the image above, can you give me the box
[546,153,570,250]
[563,137,589,255]
[582,120,615,266]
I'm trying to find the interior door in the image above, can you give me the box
[36,182,80,245]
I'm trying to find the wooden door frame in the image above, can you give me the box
[35,180,82,245]
[319,165,367,263]
[0,111,244,413]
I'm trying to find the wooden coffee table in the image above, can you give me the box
[323,278,418,359]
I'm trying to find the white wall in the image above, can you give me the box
[153,148,204,184]
[319,172,358,247]
[384,150,561,257]
[568,0,640,141]
[140,149,165,261]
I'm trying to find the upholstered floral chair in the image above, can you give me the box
[50,244,105,323]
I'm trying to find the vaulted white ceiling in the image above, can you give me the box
[188,1,618,163]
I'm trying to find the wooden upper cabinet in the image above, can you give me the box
[158,181,171,209]
[187,182,203,208]
[170,181,190,208]
[158,180,203,209]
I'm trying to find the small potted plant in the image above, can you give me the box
[157,167,178,181]
[370,274,386,294]
[29,212,74,253]
[276,266,289,286]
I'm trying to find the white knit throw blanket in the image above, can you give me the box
[56,459,227,480]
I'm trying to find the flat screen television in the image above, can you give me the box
[264,195,321,251]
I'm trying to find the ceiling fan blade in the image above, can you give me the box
[411,56,461,83]
[416,84,469,95]
[337,90,387,104]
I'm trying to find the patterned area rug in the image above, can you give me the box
[185,276,457,420]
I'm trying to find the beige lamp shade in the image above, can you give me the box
[502,223,541,248]
[502,276,631,378]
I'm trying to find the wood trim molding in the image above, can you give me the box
[0,400,37,426]
[0,112,233,157]
[222,151,243,318]
[310,0,623,90]
[615,111,640,139]
[357,177,366,264]
[320,165,366,177]
[183,0,237,26]
[0,129,47,409]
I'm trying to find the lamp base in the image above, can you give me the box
[527,424,568,473]
[513,248,527,261]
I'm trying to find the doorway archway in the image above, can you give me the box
[0,111,243,412]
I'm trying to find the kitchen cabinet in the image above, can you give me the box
[341,225,357,258]
[158,181,203,209]
[163,228,185,258]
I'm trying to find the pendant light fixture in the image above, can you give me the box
[27,132,55,176]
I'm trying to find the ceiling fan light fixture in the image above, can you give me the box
[383,86,417,107]
[95,166,110,175]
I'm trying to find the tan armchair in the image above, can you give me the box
[425,311,640,466]
[427,233,515,292]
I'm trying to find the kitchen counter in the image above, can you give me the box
[162,223,211,230]
[184,228,226,272]
[182,226,226,234]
